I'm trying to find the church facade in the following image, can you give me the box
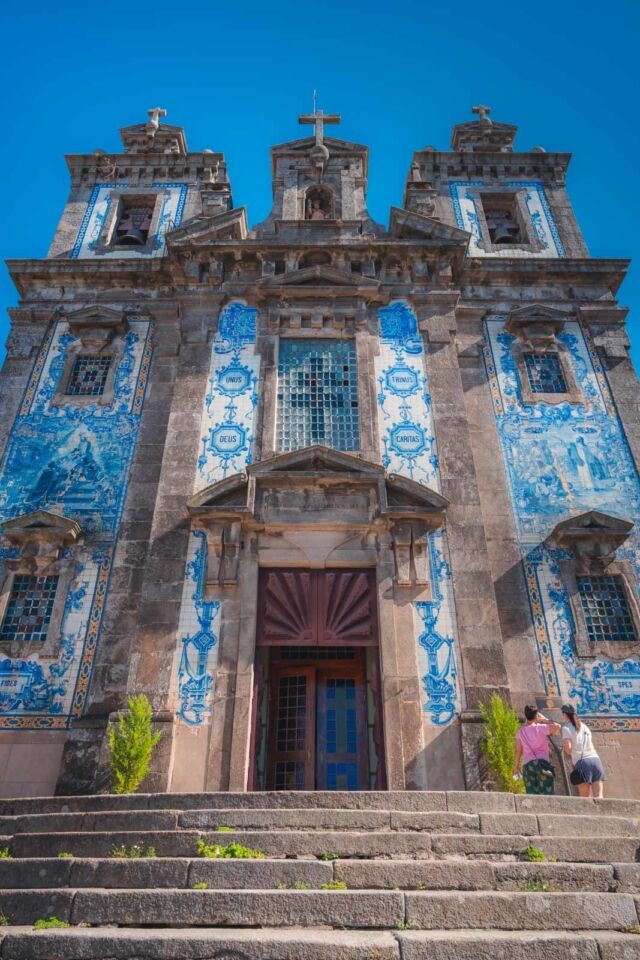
[1,106,639,798]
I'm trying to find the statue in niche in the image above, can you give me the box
[305,188,333,221]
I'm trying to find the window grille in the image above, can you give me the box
[577,575,636,642]
[276,339,360,452]
[0,575,59,644]
[66,355,112,397]
[523,353,567,394]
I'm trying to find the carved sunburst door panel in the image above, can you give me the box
[258,569,377,647]
[258,570,315,645]
[319,571,377,645]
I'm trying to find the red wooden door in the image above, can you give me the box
[266,666,316,791]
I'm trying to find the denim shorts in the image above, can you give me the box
[573,757,606,783]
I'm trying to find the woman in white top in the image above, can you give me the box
[561,703,606,798]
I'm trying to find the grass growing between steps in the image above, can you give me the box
[522,844,557,863]
[111,844,157,858]
[195,839,266,859]
[0,848,10,859]
[519,878,560,892]
[33,918,70,929]
[321,881,348,890]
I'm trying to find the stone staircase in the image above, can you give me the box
[0,790,638,958]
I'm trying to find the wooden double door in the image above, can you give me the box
[255,569,381,791]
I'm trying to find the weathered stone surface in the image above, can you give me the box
[70,889,405,927]
[404,890,638,930]
[397,930,602,960]
[494,861,614,892]
[335,859,495,890]
[389,812,478,832]
[533,837,640,863]
[11,829,201,859]
[480,814,539,836]
[0,928,400,960]
[614,863,640,893]
[70,857,190,888]
[188,858,333,888]
[180,808,391,831]
[0,889,74,925]
[445,792,516,814]
[537,813,640,838]
[596,931,640,959]
[0,858,72,888]
[430,833,527,857]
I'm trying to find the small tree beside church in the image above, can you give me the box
[108,694,161,794]
[480,693,524,793]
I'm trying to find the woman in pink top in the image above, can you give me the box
[514,705,561,795]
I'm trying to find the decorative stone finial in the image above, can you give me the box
[146,107,167,133]
[472,104,492,123]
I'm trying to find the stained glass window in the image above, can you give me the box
[0,575,59,644]
[67,355,112,397]
[276,339,360,452]
[577,576,636,642]
[523,353,567,394]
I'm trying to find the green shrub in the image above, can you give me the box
[291,880,310,890]
[321,880,347,890]
[0,914,8,926]
[523,844,547,862]
[195,839,265,859]
[33,917,70,929]
[627,925,640,935]
[192,881,209,890]
[0,848,11,859]
[57,852,73,859]
[318,852,339,861]
[107,694,161,795]
[214,825,232,833]
[110,844,156,859]
[480,693,525,793]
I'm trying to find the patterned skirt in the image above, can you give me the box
[522,759,555,795]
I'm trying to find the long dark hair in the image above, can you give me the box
[561,703,581,730]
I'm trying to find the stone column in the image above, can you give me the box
[414,292,510,785]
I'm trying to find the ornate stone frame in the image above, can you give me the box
[88,188,168,257]
[466,186,546,255]
[549,510,639,660]
[0,511,82,662]
[506,303,583,406]
[51,306,130,408]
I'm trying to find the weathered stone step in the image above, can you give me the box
[1,857,631,892]
[0,888,637,930]
[0,928,403,960]
[10,829,640,862]
[397,930,640,959]
[1,790,638,819]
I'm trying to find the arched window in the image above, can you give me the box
[305,187,334,221]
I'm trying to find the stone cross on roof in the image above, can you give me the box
[146,107,167,132]
[298,108,341,147]
[472,104,492,124]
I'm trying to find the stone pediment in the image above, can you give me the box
[63,304,129,340]
[187,447,447,528]
[167,208,248,246]
[506,303,571,339]
[1,510,82,543]
[388,207,469,245]
[260,264,379,290]
[549,510,634,560]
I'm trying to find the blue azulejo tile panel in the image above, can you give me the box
[375,301,439,488]
[483,316,640,730]
[71,183,187,259]
[0,319,152,728]
[375,301,463,728]
[175,530,220,726]
[197,301,259,487]
[450,181,565,258]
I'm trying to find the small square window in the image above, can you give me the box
[0,575,59,644]
[577,575,636,642]
[523,353,567,394]
[66,355,112,397]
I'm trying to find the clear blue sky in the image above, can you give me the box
[2,0,638,367]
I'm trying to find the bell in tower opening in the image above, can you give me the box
[305,186,333,220]
[114,199,154,246]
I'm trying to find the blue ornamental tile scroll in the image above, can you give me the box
[0,319,152,728]
[450,181,564,258]
[375,300,462,727]
[483,317,640,730]
[197,301,259,487]
[175,301,260,726]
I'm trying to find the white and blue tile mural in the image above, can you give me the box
[71,183,187,259]
[450,181,565,258]
[483,317,640,730]
[375,300,463,726]
[175,301,259,725]
[0,318,152,728]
